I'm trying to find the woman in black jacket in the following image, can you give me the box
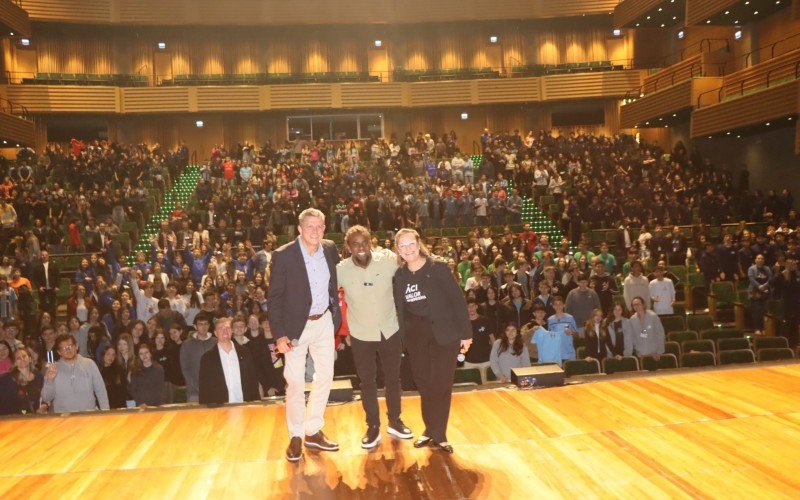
[99,345,127,408]
[393,228,473,454]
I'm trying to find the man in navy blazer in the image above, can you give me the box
[268,208,341,462]
[198,317,260,406]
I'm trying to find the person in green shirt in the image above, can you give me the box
[596,242,617,275]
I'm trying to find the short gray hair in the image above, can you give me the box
[298,208,325,225]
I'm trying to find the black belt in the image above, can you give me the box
[308,307,330,321]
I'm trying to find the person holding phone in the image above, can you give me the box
[393,228,472,454]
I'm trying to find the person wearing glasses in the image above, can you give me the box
[392,228,472,454]
[41,334,109,413]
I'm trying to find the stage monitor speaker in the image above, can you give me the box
[305,378,353,403]
[511,364,565,389]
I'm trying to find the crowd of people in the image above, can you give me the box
[0,128,798,416]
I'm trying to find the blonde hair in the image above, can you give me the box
[298,208,325,225]
[394,228,430,266]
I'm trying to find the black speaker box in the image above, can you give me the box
[511,364,565,389]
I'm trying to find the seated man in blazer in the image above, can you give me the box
[199,317,259,406]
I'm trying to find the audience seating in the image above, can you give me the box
[564,359,601,378]
[681,352,716,368]
[717,337,750,352]
[753,336,789,353]
[756,348,796,362]
[602,356,640,375]
[667,330,699,343]
[454,367,483,385]
[719,349,756,365]
[660,315,687,334]
[708,281,736,322]
[681,339,716,355]
[734,290,750,330]
[664,341,681,360]
[641,354,679,371]
[700,328,744,342]
[687,314,714,333]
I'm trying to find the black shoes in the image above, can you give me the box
[361,425,382,449]
[286,436,303,462]
[432,441,454,454]
[304,430,340,452]
[413,436,432,448]
[387,419,414,440]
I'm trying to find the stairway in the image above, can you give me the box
[129,165,201,262]
[469,154,565,243]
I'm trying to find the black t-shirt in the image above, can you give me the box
[396,259,432,317]
[466,315,494,363]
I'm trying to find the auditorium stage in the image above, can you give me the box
[2,364,800,499]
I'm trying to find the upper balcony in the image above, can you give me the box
[0,96,35,146]
[0,0,30,37]
[1,69,644,114]
[17,0,620,26]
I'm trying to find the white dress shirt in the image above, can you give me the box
[218,343,244,403]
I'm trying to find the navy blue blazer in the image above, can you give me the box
[267,238,341,341]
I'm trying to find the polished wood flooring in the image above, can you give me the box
[2,364,800,499]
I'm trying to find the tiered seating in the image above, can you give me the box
[162,72,380,86]
[392,67,500,82]
[23,73,148,86]
[510,61,622,77]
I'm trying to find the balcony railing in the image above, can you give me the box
[696,59,800,108]
[6,60,634,88]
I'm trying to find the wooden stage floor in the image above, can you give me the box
[2,364,800,499]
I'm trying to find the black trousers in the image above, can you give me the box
[351,331,403,428]
[39,288,56,317]
[404,313,461,443]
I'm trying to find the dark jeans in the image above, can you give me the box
[751,297,767,330]
[351,331,403,428]
[404,313,461,443]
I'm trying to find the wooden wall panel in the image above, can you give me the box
[0,0,31,37]
[339,83,404,108]
[20,0,622,25]
[614,0,662,28]
[691,80,799,136]
[23,23,617,77]
[541,70,644,101]
[686,0,739,26]
[5,85,117,112]
[268,84,332,109]
[409,81,473,107]
[196,87,260,112]
[0,111,35,145]
[121,87,189,113]
[19,0,110,23]
[620,80,692,128]
[476,78,541,104]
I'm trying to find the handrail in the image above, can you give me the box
[623,61,728,102]
[6,59,636,87]
[696,58,800,108]
[659,38,731,67]
[0,96,31,121]
[742,31,800,68]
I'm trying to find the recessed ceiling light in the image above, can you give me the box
[489,35,498,44]
[157,41,166,49]
[707,20,712,24]
[754,11,759,15]
[613,29,621,36]
[724,11,730,15]
[766,122,770,126]
[460,112,469,120]
[374,40,382,47]
[195,120,204,128]
[20,38,30,46]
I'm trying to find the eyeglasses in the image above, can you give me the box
[58,344,76,352]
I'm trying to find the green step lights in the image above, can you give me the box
[129,165,202,264]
